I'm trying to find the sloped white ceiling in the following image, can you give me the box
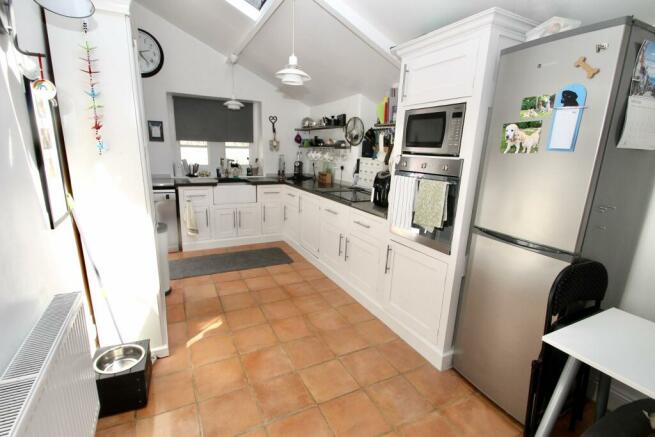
[134,0,655,106]
[347,0,655,45]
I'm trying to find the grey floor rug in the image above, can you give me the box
[169,247,292,280]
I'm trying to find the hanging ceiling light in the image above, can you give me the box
[275,0,310,86]
[33,0,95,18]
[224,59,244,111]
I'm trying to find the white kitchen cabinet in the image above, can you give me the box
[384,240,448,343]
[299,193,321,258]
[213,207,237,239]
[262,202,283,235]
[236,205,260,237]
[399,37,479,106]
[179,188,212,244]
[283,201,300,244]
[344,233,381,303]
[320,221,347,272]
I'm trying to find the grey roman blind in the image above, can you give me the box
[173,96,253,142]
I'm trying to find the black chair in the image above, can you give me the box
[581,398,655,437]
[523,259,609,437]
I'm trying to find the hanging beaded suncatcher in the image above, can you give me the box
[81,21,107,154]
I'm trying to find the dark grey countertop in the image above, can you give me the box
[152,175,388,219]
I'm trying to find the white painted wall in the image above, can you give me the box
[306,93,378,184]
[620,190,655,321]
[131,2,309,178]
[0,2,84,371]
[46,2,164,352]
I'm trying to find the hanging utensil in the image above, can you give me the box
[269,115,280,151]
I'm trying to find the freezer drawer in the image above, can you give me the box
[453,231,570,422]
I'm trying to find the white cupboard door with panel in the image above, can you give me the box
[401,37,479,106]
[262,202,283,235]
[237,205,260,237]
[384,241,448,343]
[320,221,347,272]
[213,207,237,239]
[191,206,212,241]
[283,203,300,244]
[299,194,321,258]
[345,234,382,304]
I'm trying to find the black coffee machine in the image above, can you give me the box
[373,171,391,207]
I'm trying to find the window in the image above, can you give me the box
[179,140,208,165]
[225,142,250,165]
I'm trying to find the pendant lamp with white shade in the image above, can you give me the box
[224,60,244,110]
[33,0,95,18]
[275,0,310,86]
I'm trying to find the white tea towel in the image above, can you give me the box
[184,200,199,236]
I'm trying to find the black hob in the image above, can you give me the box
[327,190,371,203]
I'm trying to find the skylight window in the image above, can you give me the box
[225,0,268,20]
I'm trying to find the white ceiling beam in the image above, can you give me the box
[311,0,400,68]
[231,0,285,58]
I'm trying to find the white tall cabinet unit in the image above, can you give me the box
[387,8,535,368]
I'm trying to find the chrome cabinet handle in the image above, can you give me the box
[353,220,370,229]
[263,205,266,223]
[238,210,241,228]
[325,208,338,215]
[344,238,350,261]
[186,194,206,198]
[283,205,287,221]
[205,209,209,227]
[287,193,296,197]
[233,210,236,228]
[299,198,302,213]
[264,191,280,195]
[384,245,392,274]
[338,233,344,256]
[401,65,409,101]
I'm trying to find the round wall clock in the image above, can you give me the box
[137,29,164,78]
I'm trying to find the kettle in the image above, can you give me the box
[373,170,391,207]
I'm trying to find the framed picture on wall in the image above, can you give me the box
[148,120,164,141]
[24,78,69,229]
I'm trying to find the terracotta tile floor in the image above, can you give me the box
[96,241,592,437]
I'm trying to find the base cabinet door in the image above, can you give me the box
[320,222,347,272]
[384,241,448,343]
[299,195,320,258]
[192,206,212,241]
[262,202,283,235]
[213,207,237,239]
[237,205,261,237]
[283,203,300,243]
[345,234,382,303]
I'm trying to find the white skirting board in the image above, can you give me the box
[285,238,453,371]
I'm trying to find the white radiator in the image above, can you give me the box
[0,292,99,437]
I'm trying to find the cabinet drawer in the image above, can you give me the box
[284,188,300,209]
[258,185,284,201]
[349,211,385,239]
[182,189,211,207]
[320,199,349,228]
[214,184,256,205]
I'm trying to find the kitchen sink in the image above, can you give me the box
[186,177,218,184]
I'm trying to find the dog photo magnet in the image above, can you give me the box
[501,120,543,154]
[547,83,587,152]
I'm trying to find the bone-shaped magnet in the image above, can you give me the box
[574,56,600,78]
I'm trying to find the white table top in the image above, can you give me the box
[542,307,655,399]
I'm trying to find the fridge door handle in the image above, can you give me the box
[474,227,576,262]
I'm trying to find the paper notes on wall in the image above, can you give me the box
[618,40,655,150]
[547,83,587,152]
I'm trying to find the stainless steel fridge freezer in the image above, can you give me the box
[453,17,655,423]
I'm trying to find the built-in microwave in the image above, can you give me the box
[401,103,466,156]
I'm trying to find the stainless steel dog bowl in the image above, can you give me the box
[93,344,146,375]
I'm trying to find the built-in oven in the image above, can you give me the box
[390,155,462,254]
[401,103,466,156]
